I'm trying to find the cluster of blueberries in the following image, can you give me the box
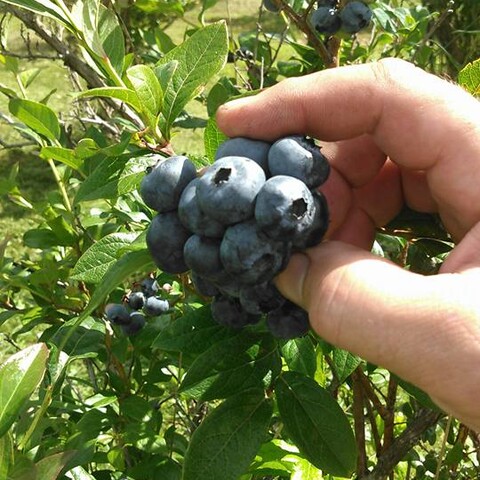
[140,135,330,339]
[310,0,373,35]
[105,278,170,335]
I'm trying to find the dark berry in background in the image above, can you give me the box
[266,301,310,339]
[340,1,372,34]
[105,303,131,325]
[211,295,261,329]
[310,6,342,35]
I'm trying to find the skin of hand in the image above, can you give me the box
[216,58,480,431]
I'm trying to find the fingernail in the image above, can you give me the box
[275,252,310,308]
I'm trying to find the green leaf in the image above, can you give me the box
[77,0,125,76]
[152,305,235,353]
[180,332,278,401]
[204,117,227,162]
[182,389,273,480]
[158,22,228,137]
[0,0,72,28]
[394,376,442,412]
[0,53,19,74]
[40,146,83,171]
[64,466,97,480]
[331,348,362,384]
[458,58,480,96]
[0,343,49,438]
[80,249,154,320]
[76,87,142,112]
[275,371,357,477]
[71,232,140,283]
[154,60,179,92]
[74,154,150,204]
[19,68,41,89]
[9,98,60,141]
[0,433,13,479]
[126,65,163,118]
[35,451,76,480]
[281,337,316,377]
[0,82,17,98]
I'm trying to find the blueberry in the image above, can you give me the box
[239,281,286,315]
[143,296,169,316]
[146,212,192,274]
[105,303,130,325]
[340,1,372,34]
[215,138,271,174]
[268,136,330,189]
[140,277,159,297]
[263,0,280,12]
[310,6,341,35]
[220,220,291,285]
[183,235,224,279]
[128,291,145,310]
[178,179,226,238]
[140,155,197,213]
[122,311,146,335]
[191,271,220,297]
[211,295,261,329]
[292,190,329,249]
[255,175,316,242]
[196,157,266,226]
[266,301,310,339]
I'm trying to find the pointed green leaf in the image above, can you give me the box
[458,58,480,96]
[127,65,163,117]
[158,22,228,136]
[0,343,49,438]
[71,232,140,283]
[275,371,356,477]
[180,332,278,401]
[204,117,227,162]
[331,348,362,383]
[65,466,96,480]
[152,305,235,353]
[40,146,83,171]
[19,68,41,89]
[0,0,72,28]
[154,60,179,92]
[281,337,316,377]
[9,98,60,141]
[182,389,273,480]
[35,451,76,480]
[0,83,17,98]
[74,154,151,204]
[76,87,142,112]
[81,249,154,320]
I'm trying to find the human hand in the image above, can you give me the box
[216,59,480,431]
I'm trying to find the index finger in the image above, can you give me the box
[216,59,480,240]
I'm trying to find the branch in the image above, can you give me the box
[359,408,444,480]
[5,6,142,130]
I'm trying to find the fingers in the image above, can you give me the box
[275,241,480,430]
[217,59,480,239]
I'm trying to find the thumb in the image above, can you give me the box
[275,241,480,429]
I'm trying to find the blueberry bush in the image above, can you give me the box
[0,0,479,479]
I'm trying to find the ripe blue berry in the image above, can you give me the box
[105,303,130,325]
[122,311,146,335]
[310,6,341,35]
[140,155,197,213]
[292,190,329,249]
[220,220,291,285]
[340,1,372,33]
[140,277,159,297]
[215,138,271,174]
[183,235,224,279]
[196,156,266,225]
[239,281,285,315]
[191,271,220,297]
[255,175,316,242]
[268,136,330,189]
[143,296,169,316]
[266,301,310,339]
[211,295,261,329]
[128,291,145,310]
[263,0,280,12]
[178,179,226,238]
[146,212,191,274]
